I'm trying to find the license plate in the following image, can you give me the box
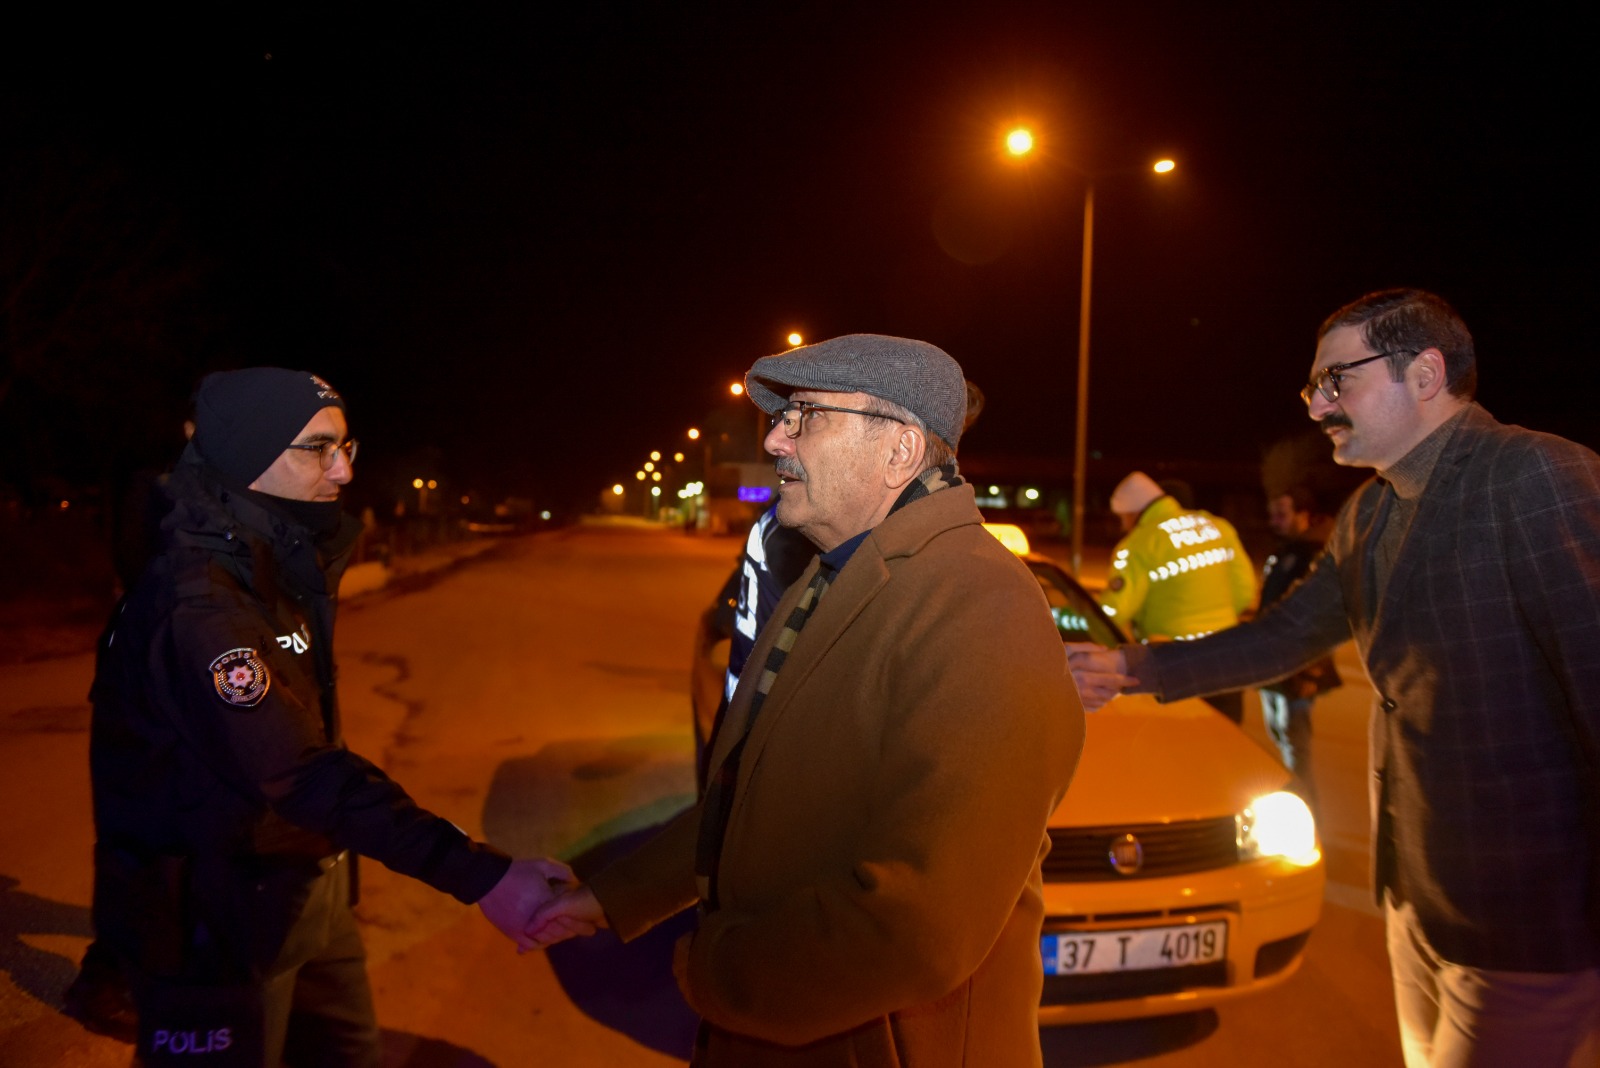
[1041,921,1227,975]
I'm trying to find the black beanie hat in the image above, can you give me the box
[191,368,346,486]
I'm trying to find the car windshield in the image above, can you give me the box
[1027,560,1124,648]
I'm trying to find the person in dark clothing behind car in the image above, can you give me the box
[88,368,585,1067]
[693,503,814,789]
[1256,484,1341,809]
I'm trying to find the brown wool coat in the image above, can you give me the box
[589,484,1086,1067]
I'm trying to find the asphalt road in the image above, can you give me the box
[0,520,1410,1066]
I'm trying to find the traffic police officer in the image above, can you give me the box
[1099,470,1256,721]
[88,368,578,1066]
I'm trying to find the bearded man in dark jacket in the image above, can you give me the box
[88,368,581,1067]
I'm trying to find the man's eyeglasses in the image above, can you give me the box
[285,439,359,469]
[771,400,894,439]
[1300,351,1414,406]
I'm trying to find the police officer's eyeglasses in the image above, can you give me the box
[285,439,359,469]
[1300,351,1414,406]
[771,400,896,439]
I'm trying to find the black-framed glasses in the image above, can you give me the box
[771,400,894,439]
[1300,351,1414,406]
[285,439,359,469]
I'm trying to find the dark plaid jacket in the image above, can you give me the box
[1150,404,1600,971]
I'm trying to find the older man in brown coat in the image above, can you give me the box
[533,334,1085,1066]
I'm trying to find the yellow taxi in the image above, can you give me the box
[989,524,1325,1023]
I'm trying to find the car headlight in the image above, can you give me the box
[1238,791,1319,866]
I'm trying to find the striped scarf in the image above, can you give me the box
[694,463,962,908]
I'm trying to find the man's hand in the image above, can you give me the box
[1064,642,1138,712]
[525,882,608,949]
[478,857,576,952]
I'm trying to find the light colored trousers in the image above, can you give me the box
[1386,895,1600,1067]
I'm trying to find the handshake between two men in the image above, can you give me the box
[475,858,611,952]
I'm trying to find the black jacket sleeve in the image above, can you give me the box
[160,593,509,904]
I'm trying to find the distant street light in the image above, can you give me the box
[410,476,436,515]
[787,332,803,347]
[730,382,745,397]
[1002,124,1176,573]
[687,427,701,440]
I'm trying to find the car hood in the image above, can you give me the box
[1051,693,1290,828]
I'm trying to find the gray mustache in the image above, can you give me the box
[774,460,805,480]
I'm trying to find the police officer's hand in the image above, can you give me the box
[1064,642,1136,712]
[478,856,578,952]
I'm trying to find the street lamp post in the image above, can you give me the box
[1005,127,1174,574]
[1072,181,1094,576]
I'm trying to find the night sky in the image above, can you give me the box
[3,4,1591,514]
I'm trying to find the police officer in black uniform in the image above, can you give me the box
[88,368,584,1067]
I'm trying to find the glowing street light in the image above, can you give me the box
[649,451,661,462]
[730,382,745,397]
[612,484,624,495]
[786,332,803,347]
[687,427,701,440]
[1001,123,1176,572]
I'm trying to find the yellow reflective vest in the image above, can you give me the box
[1099,496,1256,642]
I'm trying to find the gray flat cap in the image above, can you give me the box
[745,334,967,449]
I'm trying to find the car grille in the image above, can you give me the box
[1044,817,1238,881]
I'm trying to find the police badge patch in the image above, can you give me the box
[209,648,270,707]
